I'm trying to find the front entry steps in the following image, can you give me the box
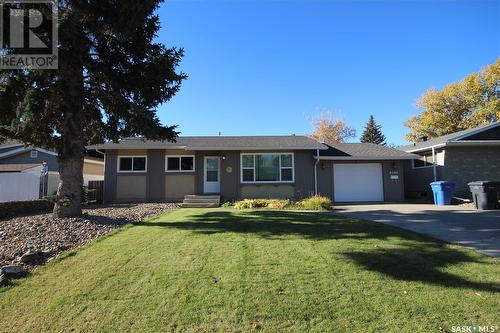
[181,195,220,208]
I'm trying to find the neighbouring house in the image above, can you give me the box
[0,142,105,201]
[400,122,500,199]
[88,136,417,204]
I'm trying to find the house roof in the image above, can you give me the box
[0,163,41,172]
[0,144,104,163]
[88,136,329,151]
[317,143,418,160]
[400,122,500,152]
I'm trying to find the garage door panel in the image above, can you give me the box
[334,163,384,202]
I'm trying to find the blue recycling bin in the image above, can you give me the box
[430,181,455,205]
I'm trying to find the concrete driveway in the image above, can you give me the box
[333,204,500,258]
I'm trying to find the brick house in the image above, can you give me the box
[400,122,500,198]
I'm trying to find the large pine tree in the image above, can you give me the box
[360,115,386,145]
[0,1,186,217]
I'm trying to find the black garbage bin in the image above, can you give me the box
[468,181,499,210]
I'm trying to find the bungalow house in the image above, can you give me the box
[400,122,500,199]
[88,136,417,205]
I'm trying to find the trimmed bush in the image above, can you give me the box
[0,199,55,218]
[234,199,290,209]
[298,196,332,210]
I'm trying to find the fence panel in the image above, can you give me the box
[0,173,40,202]
[88,180,104,204]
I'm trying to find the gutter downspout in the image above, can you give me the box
[432,147,437,182]
[314,148,320,195]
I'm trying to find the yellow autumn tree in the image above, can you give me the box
[309,111,356,144]
[404,59,500,142]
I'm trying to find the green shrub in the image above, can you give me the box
[233,199,290,209]
[298,195,332,210]
[221,201,234,208]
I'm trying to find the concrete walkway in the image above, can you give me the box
[333,204,500,258]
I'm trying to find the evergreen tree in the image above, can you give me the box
[0,1,187,217]
[360,115,386,145]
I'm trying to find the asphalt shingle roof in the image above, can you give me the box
[0,163,41,172]
[88,136,328,151]
[399,122,500,152]
[319,143,417,160]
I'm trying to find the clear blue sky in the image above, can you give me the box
[155,0,499,145]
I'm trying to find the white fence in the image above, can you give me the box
[0,172,41,202]
[0,171,99,203]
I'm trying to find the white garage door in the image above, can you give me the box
[333,163,384,202]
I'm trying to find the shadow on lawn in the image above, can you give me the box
[139,210,500,292]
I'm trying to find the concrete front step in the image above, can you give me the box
[180,202,220,208]
[183,198,220,204]
[181,195,221,208]
[184,195,220,200]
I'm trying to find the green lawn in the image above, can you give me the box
[0,209,498,332]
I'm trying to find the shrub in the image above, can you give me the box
[0,199,55,218]
[234,199,290,209]
[221,201,234,208]
[298,195,332,210]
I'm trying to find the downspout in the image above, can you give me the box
[314,148,320,195]
[432,147,437,182]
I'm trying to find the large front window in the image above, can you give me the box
[241,153,294,183]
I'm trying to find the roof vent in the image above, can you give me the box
[419,136,428,142]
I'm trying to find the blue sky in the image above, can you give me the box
[155,0,499,145]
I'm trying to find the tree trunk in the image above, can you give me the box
[52,74,85,217]
[52,9,85,218]
[54,154,84,217]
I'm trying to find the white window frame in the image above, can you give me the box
[30,150,38,158]
[165,155,195,172]
[412,152,434,169]
[240,153,295,184]
[117,155,148,173]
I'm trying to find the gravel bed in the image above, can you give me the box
[0,203,178,272]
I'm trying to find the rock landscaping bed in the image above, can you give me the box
[0,203,178,284]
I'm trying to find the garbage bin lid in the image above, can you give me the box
[430,181,455,185]
[467,181,499,186]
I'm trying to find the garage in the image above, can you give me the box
[333,163,384,202]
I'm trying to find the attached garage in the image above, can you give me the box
[333,163,384,202]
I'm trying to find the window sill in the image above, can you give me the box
[117,171,147,174]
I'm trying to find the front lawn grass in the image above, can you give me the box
[0,208,498,332]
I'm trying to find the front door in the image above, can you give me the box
[204,156,220,193]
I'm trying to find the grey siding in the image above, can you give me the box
[103,150,118,203]
[442,146,500,196]
[403,160,442,199]
[220,151,240,201]
[0,150,59,171]
[147,150,165,201]
[465,126,500,141]
[382,161,405,202]
[317,161,333,198]
[293,150,316,199]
